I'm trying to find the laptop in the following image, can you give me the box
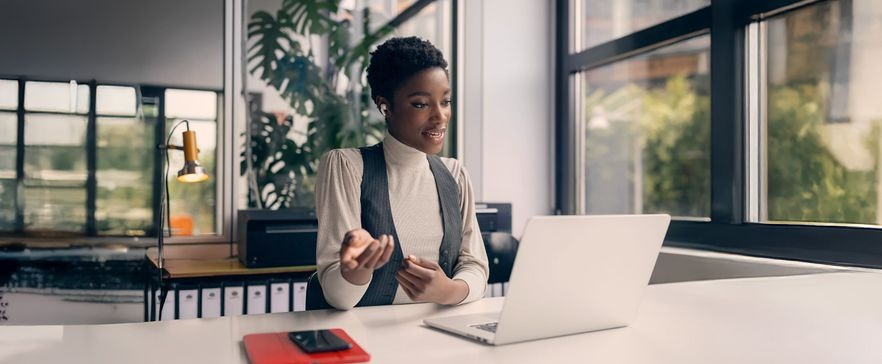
[423,214,670,345]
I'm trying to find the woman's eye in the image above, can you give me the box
[441,100,452,106]
[412,103,428,109]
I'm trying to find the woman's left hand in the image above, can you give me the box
[395,255,468,305]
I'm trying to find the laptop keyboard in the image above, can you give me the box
[470,322,499,333]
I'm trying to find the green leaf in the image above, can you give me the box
[282,0,339,35]
[243,0,440,209]
[248,11,300,82]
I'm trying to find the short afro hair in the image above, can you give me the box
[366,36,448,106]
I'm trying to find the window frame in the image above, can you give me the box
[556,0,882,268]
[0,77,224,244]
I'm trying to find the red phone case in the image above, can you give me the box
[243,328,371,364]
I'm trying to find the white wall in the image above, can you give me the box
[462,0,554,236]
[1,291,142,325]
[0,0,223,89]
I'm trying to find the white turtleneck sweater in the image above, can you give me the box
[315,131,489,310]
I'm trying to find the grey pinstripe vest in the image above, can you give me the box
[356,143,463,306]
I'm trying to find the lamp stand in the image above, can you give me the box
[156,144,169,271]
[154,141,172,320]
[154,119,207,320]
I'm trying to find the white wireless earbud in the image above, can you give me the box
[380,105,388,116]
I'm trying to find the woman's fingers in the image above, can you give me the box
[340,231,373,268]
[362,240,387,269]
[403,256,436,280]
[373,235,395,269]
[397,277,417,300]
[340,232,397,272]
[406,254,442,270]
[354,240,382,268]
[340,245,367,271]
[397,268,424,286]
[396,272,420,299]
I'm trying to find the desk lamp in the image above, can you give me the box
[157,119,209,270]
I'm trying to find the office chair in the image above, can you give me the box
[482,232,520,284]
[305,272,333,310]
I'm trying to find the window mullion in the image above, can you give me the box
[15,79,25,233]
[710,0,746,224]
[555,0,575,214]
[86,81,97,236]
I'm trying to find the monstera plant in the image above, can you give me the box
[242,0,437,209]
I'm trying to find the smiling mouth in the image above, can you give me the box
[423,129,446,139]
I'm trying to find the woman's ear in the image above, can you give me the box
[376,96,391,117]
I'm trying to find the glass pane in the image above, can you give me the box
[763,0,882,225]
[0,179,14,231]
[165,89,217,120]
[96,85,137,116]
[0,102,13,225]
[96,117,155,236]
[24,114,87,145]
[0,113,15,173]
[0,112,16,144]
[577,0,709,51]
[385,1,451,57]
[24,114,87,184]
[24,81,90,114]
[0,112,13,196]
[0,146,14,176]
[582,35,710,218]
[23,186,86,232]
[166,118,216,236]
[0,79,17,110]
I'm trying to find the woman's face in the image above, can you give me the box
[383,67,451,155]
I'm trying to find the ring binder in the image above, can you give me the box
[147,276,312,320]
[223,283,244,316]
[270,281,291,313]
[200,286,222,318]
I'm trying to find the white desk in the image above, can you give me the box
[2,272,881,364]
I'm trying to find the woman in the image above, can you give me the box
[314,36,489,310]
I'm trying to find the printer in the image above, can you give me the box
[237,208,318,268]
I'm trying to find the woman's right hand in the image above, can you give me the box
[339,229,395,285]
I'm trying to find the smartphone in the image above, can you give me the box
[287,329,352,353]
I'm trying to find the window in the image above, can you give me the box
[23,81,90,233]
[575,0,709,51]
[165,89,219,236]
[0,79,222,239]
[0,80,17,231]
[559,0,882,267]
[581,36,710,218]
[759,0,882,226]
[95,86,153,236]
[0,79,17,109]
[0,0,227,243]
